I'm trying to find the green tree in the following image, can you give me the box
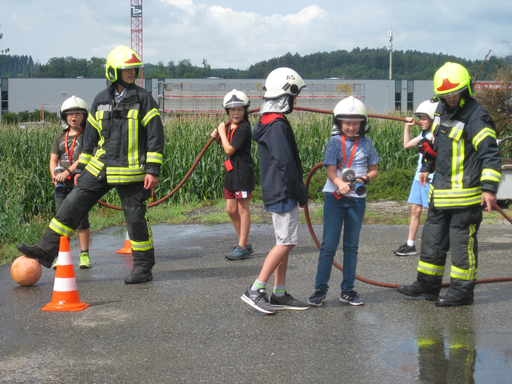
[87,57,106,78]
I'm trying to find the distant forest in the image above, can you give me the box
[1,47,510,80]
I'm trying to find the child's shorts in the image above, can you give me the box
[224,189,252,200]
[271,206,299,246]
[407,180,430,208]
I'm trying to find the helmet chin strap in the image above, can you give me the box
[117,79,135,89]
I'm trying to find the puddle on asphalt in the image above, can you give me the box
[379,332,512,382]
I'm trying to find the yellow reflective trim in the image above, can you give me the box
[468,224,477,279]
[85,164,100,177]
[107,167,145,175]
[434,197,481,208]
[87,114,99,131]
[450,265,471,280]
[451,139,464,187]
[141,108,160,127]
[106,174,146,183]
[127,109,139,167]
[131,240,152,251]
[418,339,439,347]
[79,153,92,165]
[129,212,153,251]
[448,122,464,141]
[433,187,480,197]
[481,169,501,183]
[90,157,104,170]
[146,152,163,164]
[49,218,74,237]
[472,128,496,150]
[418,260,445,276]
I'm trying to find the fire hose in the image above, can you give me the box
[96,106,512,287]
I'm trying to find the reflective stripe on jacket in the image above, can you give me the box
[77,84,164,184]
[422,98,501,209]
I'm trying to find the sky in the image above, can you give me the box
[2,0,512,70]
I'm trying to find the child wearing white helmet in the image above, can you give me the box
[308,96,380,307]
[394,100,438,256]
[241,67,309,314]
[210,89,255,260]
[49,95,92,269]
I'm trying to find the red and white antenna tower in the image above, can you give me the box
[131,0,143,86]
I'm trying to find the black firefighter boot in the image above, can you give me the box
[436,279,475,307]
[16,243,56,269]
[397,274,442,301]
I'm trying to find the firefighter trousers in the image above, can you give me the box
[38,170,155,270]
[415,205,482,300]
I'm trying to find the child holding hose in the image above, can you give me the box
[308,96,379,307]
[50,96,92,269]
[211,89,255,260]
[394,100,438,256]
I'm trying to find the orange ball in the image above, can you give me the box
[11,256,43,286]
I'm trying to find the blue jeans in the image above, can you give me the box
[314,193,366,292]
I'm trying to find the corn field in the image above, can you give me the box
[0,112,416,246]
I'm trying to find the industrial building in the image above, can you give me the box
[1,77,436,122]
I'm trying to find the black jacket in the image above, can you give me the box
[252,115,307,206]
[422,97,501,208]
[76,83,164,184]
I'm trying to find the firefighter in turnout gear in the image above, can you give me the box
[17,45,164,284]
[397,62,502,307]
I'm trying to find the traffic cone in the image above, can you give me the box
[116,230,132,254]
[42,236,90,312]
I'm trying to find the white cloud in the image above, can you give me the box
[2,0,511,71]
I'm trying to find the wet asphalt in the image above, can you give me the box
[0,222,511,384]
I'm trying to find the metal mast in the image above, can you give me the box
[131,0,143,86]
[388,29,393,80]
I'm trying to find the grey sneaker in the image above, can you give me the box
[394,243,417,256]
[270,292,309,310]
[308,289,327,306]
[246,243,254,255]
[340,290,364,306]
[241,287,276,314]
[226,245,249,260]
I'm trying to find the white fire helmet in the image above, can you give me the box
[414,100,439,120]
[60,96,89,130]
[222,89,250,109]
[263,67,306,99]
[332,96,370,137]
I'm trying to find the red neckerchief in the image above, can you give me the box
[65,128,82,170]
[341,135,358,168]
[261,113,283,124]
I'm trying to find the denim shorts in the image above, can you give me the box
[271,206,299,245]
[407,180,430,208]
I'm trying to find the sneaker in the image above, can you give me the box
[340,290,364,306]
[308,289,327,306]
[241,287,276,314]
[78,252,91,269]
[246,243,254,255]
[226,245,249,260]
[394,243,417,256]
[16,243,55,269]
[270,292,309,310]
[124,269,153,284]
[51,258,59,270]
